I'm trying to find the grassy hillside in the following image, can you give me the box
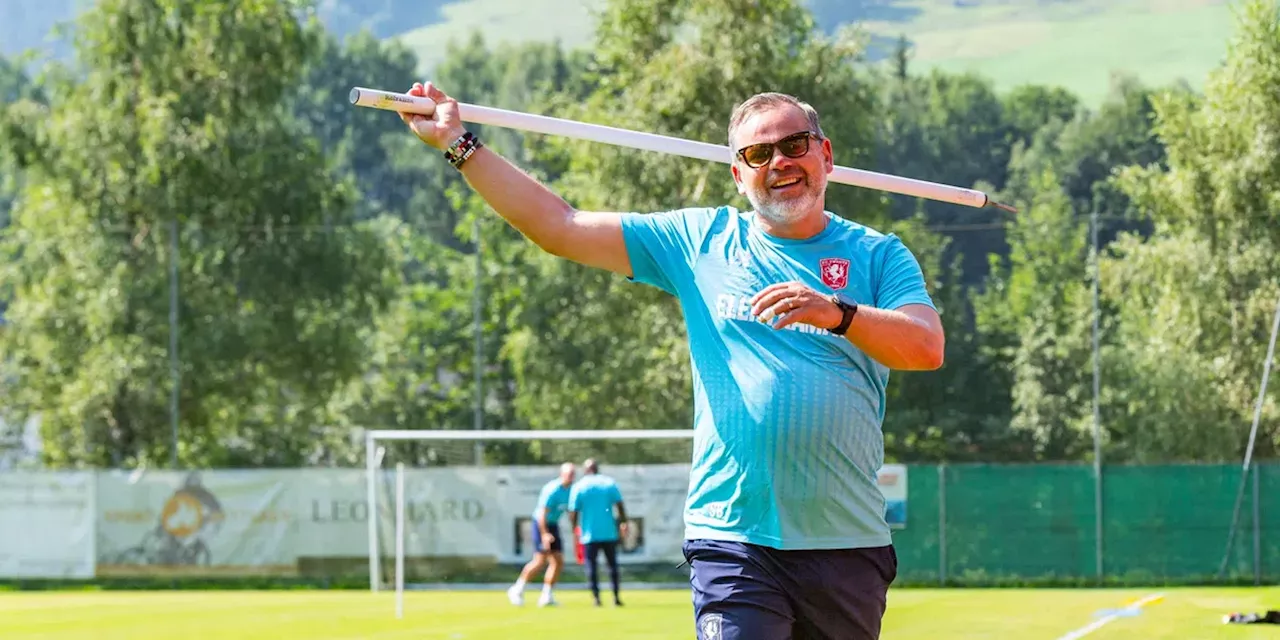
[889,0,1234,104]
[395,0,1236,105]
[0,0,1238,106]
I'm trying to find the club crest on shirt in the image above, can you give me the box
[699,613,724,640]
[820,257,850,290]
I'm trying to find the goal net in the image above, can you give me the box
[363,429,695,611]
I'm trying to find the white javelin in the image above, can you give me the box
[350,86,1017,213]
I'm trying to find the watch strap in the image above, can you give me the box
[830,294,857,336]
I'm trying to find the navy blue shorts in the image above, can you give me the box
[531,522,563,554]
[682,539,897,640]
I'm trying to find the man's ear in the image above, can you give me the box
[821,137,834,174]
[731,163,747,195]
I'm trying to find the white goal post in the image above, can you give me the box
[363,428,696,615]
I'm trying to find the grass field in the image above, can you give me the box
[4,586,1280,639]
[395,0,1235,106]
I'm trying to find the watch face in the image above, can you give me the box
[834,292,858,307]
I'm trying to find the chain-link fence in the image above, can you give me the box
[891,462,1278,586]
[0,460,1274,587]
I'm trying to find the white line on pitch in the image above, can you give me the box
[1054,592,1165,640]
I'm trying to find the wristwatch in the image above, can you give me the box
[828,292,858,336]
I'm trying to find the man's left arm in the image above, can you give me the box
[751,235,944,371]
[834,303,944,371]
[855,234,944,370]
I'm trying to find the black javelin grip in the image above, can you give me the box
[349,85,1018,213]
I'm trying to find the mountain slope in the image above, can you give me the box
[394,0,1234,105]
[0,0,1237,106]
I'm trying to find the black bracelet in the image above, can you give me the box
[444,131,482,170]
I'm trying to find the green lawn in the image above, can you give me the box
[3,586,1279,639]
[393,0,1236,107]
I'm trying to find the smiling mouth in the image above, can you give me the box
[770,177,804,190]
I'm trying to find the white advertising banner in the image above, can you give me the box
[394,468,501,557]
[489,464,907,564]
[0,464,910,577]
[0,471,95,578]
[296,468,502,559]
[292,469,369,559]
[491,464,690,565]
[95,470,297,576]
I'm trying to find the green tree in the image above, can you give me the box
[489,0,895,452]
[1105,0,1280,461]
[0,0,397,468]
[0,55,35,226]
[1001,84,1080,148]
[875,69,1014,284]
[316,34,600,465]
[975,169,1093,460]
[289,28,424,223]
[873,64,1085,462]
[1005,73,1166,229]
[881,218,1031,462]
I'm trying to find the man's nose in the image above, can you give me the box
[768,146,798,171]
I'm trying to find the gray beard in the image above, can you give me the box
[748,187,821,226]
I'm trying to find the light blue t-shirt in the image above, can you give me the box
[568,474,624,544]
[534,479,571,524]
[620,206,936,550]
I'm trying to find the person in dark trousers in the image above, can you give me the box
[569,458,628,607]
[507,462,576,607]
[397,80,944,639]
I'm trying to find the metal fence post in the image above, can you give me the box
[1091,209,1104,583]
[169,218,181,470]
[938,464,947,586]
[1095,464,1104,583]
[1253,465,1261,586]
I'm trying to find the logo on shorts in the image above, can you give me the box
[699,613,724,640]
[820,257,850,290]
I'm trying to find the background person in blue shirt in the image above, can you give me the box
[568,458,628,607]
[507,462,575,607]
[398,82,945,640]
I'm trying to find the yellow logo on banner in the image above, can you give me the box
[161,492,206,540]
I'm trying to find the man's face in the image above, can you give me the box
[730,105,833,226]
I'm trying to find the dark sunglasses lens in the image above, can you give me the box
[778,134,810,157]
[743,144,773,167]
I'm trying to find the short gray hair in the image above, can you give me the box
[727,92,825,150]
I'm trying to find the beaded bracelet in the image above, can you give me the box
[444,131,483,170]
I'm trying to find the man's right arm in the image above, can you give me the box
[453,147,631,277]
[397,82,632,277]
[612,485,628,538]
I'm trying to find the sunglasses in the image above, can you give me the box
[735,131,821,168]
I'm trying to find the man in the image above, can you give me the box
[568,458,628,607]
[397,81,944,639]
[507,462,575,607]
